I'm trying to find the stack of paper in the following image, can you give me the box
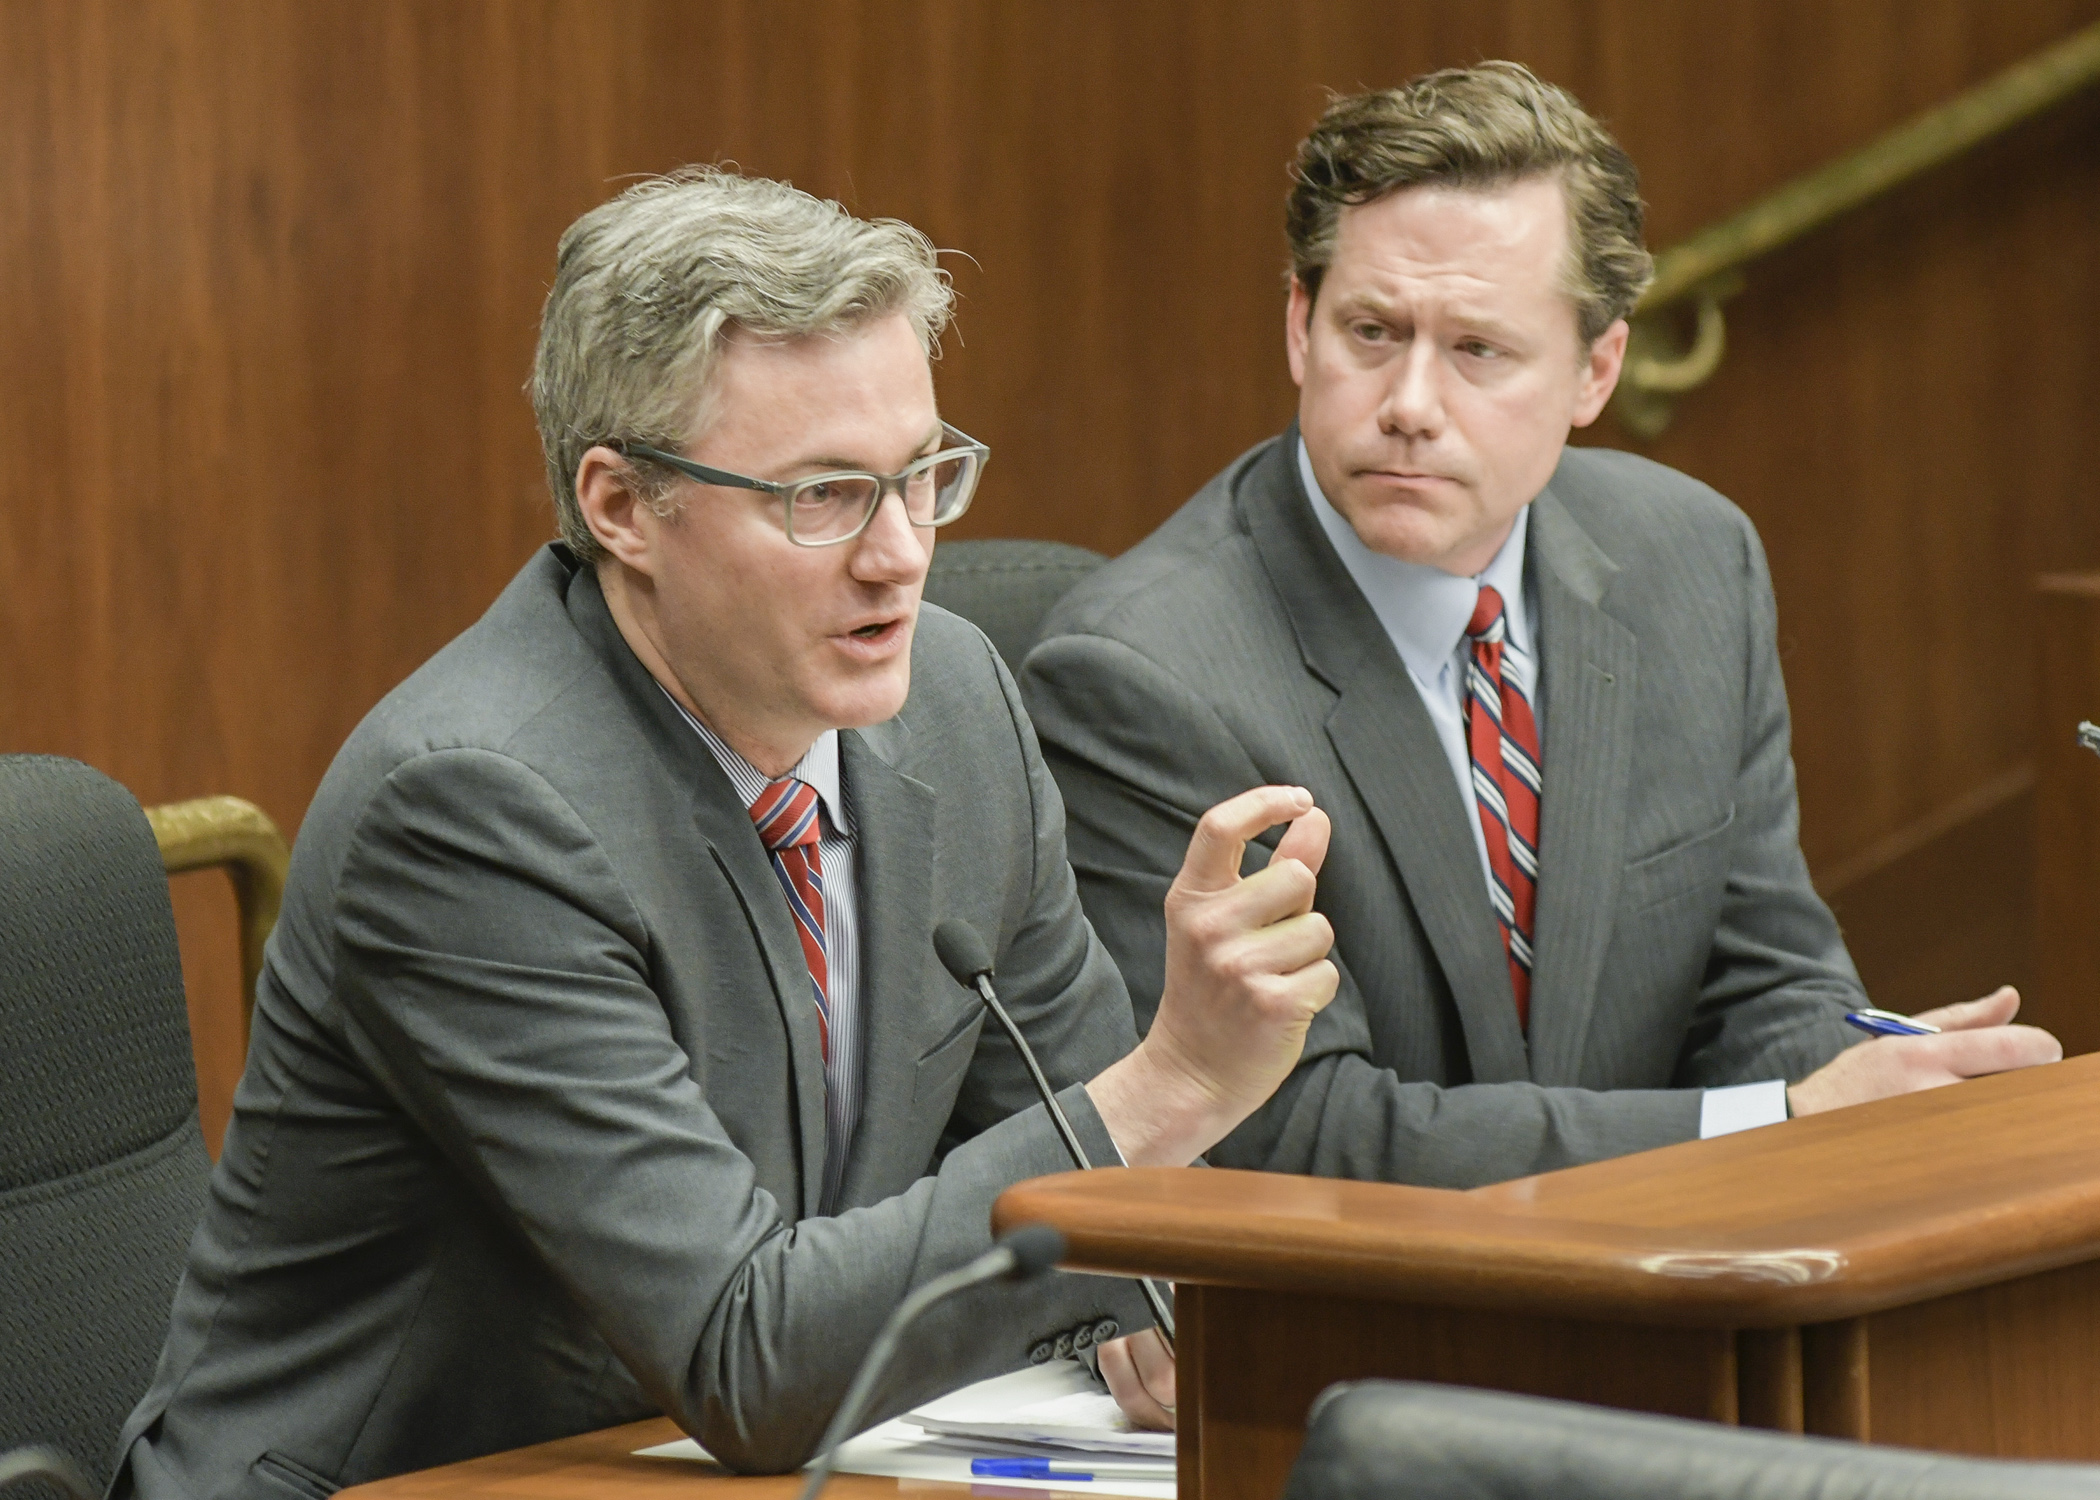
[907,1361,1175,1460]
[635,1361,1176,1497]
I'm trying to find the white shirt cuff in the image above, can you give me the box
[1698,1079,1789,1138]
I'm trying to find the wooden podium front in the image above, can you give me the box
[996,1053,2100,1500]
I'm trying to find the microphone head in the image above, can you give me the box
[999,1223,1067,1280]
[933,919,995,988]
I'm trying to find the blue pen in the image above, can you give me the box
[970,1457,1171,1481]
[1844,1007,1940,1038]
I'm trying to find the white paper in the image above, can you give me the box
[907,1362,1176,1459]
[634,1362,1175,1498]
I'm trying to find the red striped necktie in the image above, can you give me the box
[750,776,830,1061]
[1463,584,1542,1031]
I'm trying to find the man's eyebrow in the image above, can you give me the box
[791,425,945,473]
[1331,291,1523,342]
[1333,289,1400,319]
[1447,311,1524,340]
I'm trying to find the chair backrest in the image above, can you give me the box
[0,756,210,1489]
[923,538,1107,667]
[1286,1381,2100,1500]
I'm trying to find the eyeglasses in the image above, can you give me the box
[616,423,990,547]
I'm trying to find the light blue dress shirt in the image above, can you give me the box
[666,697,866,1207]
[1297,440,1540,890]
[1295,440,1785,1137]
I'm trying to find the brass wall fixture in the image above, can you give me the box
[1614,19,2100,439]
[147,794,291,1048]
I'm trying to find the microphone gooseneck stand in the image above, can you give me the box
[932,919,1177,1353]
[796,1224,1066,1500]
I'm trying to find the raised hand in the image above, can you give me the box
[1150,785,1337,1115]
[1087,785,1339,1168]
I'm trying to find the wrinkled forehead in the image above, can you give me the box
[684,313,943,466]
[1330,176,1574,293]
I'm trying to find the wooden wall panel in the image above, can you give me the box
[2,1,2095,1146]
[2035,576,2100,1057]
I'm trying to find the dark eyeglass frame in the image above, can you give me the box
[614,423,990,547]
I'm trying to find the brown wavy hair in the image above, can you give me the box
[1286,62,1653,345]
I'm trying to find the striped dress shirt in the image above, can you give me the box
[667,693,864,1211]
[1295,438,1786,1137]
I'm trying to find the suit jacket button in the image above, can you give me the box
[1073,1324,1095,1351]
[1054,1332,1075,1360]
[1029,1341,1055,1364]
[1094,1319,1119,1343]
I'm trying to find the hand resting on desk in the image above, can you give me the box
[1788,986,2061,1116]
[1098,1328,1177,1432]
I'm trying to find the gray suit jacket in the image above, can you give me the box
[115,546,1149,1497]
[1021,429,1863,1190]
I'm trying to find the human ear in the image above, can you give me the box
[1285,277,1316,389]
[575,447,658,575]
[1569,318,1628,428]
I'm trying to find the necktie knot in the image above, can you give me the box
[751,776,822,852]
[1467,584,1507,644]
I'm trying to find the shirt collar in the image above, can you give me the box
[663,689,852,836]
[1295,435,1533,682]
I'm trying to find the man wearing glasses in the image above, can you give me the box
[113,170,1336,1496]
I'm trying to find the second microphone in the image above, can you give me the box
[932,919,1177,1352]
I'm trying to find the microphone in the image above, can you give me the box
[935,920,1097,1172]
[933,919,1176,1353]
[797,1224,1066,1500]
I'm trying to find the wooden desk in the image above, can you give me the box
[996,1052,2100,1500]
[342,1055,2100,1500]
[339,1421,754,1500]
[337,1419,982,1500]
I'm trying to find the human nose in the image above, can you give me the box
[1378,337,1445,439]
[849,489,930,584]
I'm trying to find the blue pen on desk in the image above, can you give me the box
[970,1457,1171,1481]
[1845,1007,1940,1038]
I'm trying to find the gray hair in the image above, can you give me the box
[530,167,955,561]
[1286,63,1653,346]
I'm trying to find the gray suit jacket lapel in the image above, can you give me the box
[564,565,831,1217]
[690,792,833,1219]
[832,718,941,1207]
[1241,430,1529,1084]
[1524,488,1639,1083]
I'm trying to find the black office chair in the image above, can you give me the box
[924,538,1106,666]
[0,756,211,1491]
[1285,1381,2100,1500]
[0,1451,94,1500]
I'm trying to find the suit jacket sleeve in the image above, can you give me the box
[328,739,1145,1475]
[1022,525,1856,1189]
[1669,516,1863,1086]
[937,637,1153,1162]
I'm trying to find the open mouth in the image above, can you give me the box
[837,609,912,652]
